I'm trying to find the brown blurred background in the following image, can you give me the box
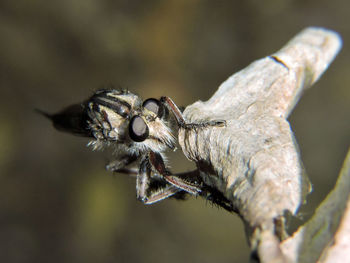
[0,0,349,262]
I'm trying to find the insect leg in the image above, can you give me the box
[138,155,234,209]
[159,96,187,127]
[106,155,138,175]
[172,170,236,212]
[106,155,137,172]
[137,157,182,204]
[149,151,201,195]
[160,96,226,129]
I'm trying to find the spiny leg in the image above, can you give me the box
[137,156,183,204]
[137,154,234,210]
[106,155,138,175]
[144,183,184,204]
[160,96,226,129]
[148,151,202,195]
[136,157,150,202]
[147,149,236,211]
[109,167,138,176]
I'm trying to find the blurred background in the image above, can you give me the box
[0,0,349,262]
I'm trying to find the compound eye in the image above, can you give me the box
[142,98,162,116]
[129,116,149,142]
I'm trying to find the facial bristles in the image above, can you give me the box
[144,118,176,152]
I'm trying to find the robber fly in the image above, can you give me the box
[39,89,233,209]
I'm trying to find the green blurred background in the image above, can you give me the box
[0,0,349,262]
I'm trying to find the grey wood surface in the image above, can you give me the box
[178,27,342,262]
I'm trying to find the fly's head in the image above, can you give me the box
[43,89,177,156]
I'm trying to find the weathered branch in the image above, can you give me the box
[281,148,350,263]
[178,27,342,262]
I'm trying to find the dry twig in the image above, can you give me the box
[178,27,343,262]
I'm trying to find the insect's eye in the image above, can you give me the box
[129,116,149,142]
[142,98,162,117]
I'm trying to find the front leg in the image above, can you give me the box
[160,96,226,129]
[106,154,138,175]
[137,156,183,204]
[148,151,201,195]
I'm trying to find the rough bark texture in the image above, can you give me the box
[280,148,350,263]
[178,27,343,262]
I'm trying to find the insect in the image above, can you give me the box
[39,89,232,209]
